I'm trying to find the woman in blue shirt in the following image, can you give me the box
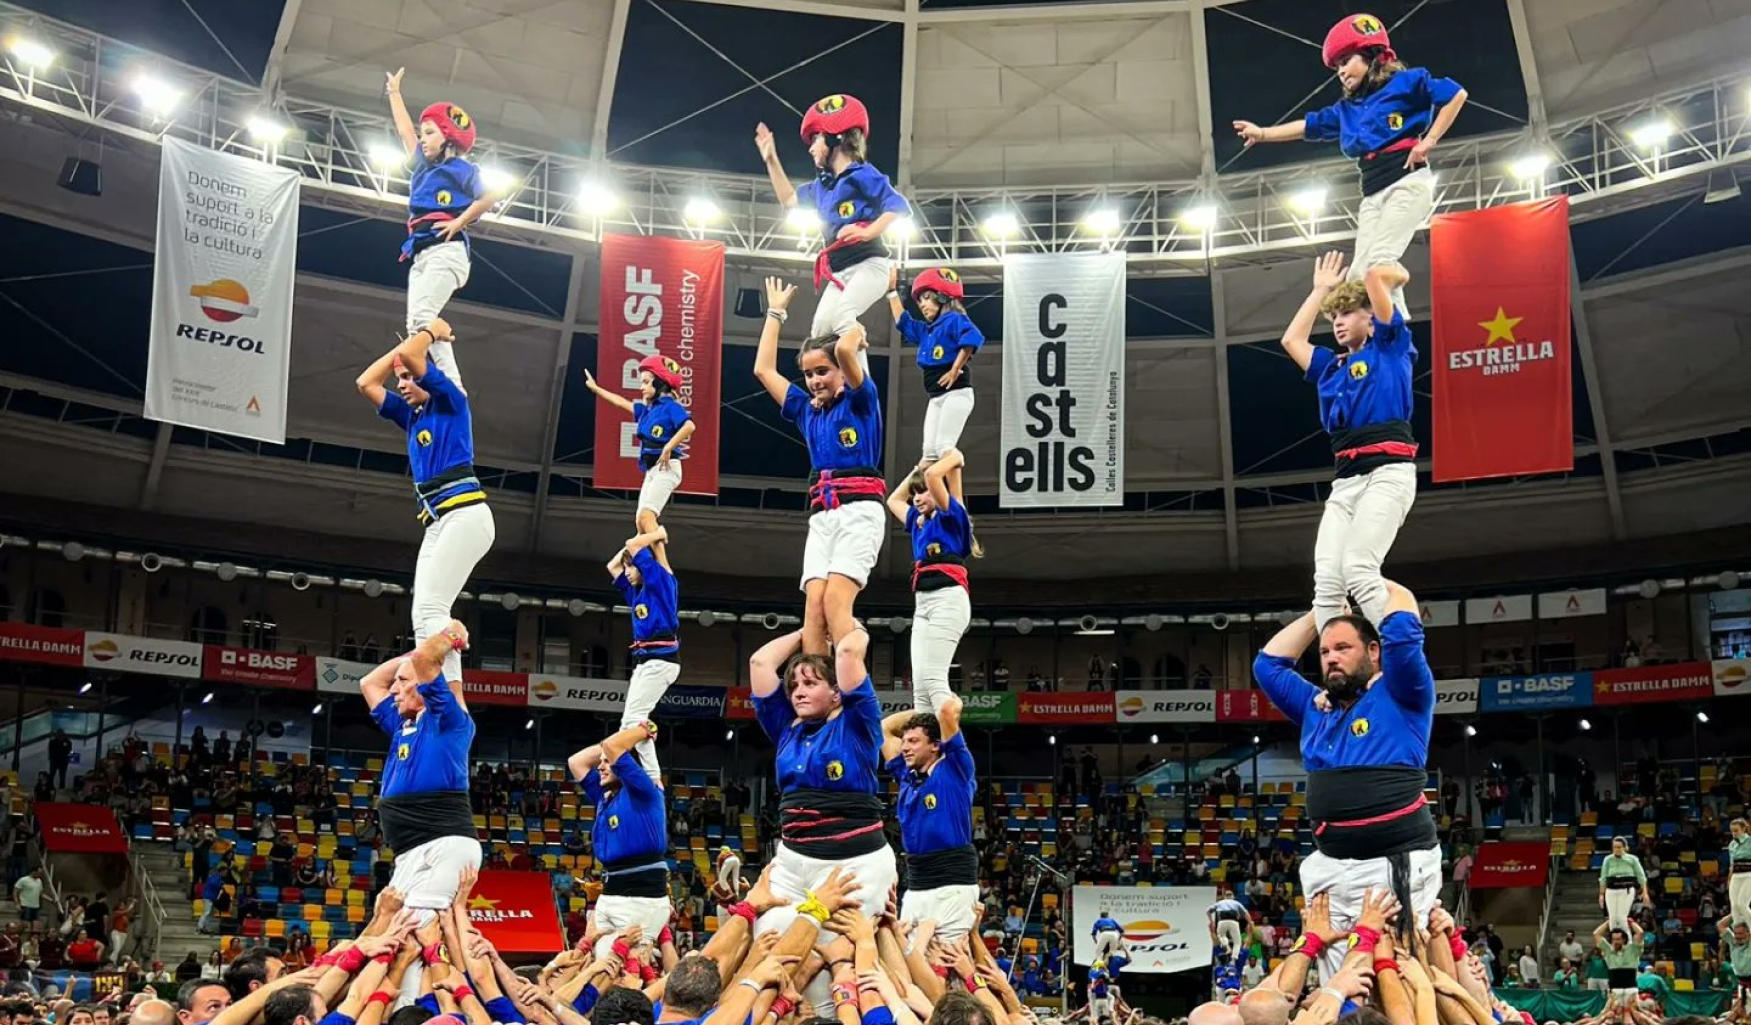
[1278,252,1417,630]
[1231,14,1467,317]
[755,95,911,371]
[885,447,981,714]
[885,266,984,463]
[585,355,696,533]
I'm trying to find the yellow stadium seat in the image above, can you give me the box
[265,920,286,938]
[705,916,719,932]
[1042,894,1059,909]
[346,906,366,924]
[1665,877,1683,894]
[346,890,365,907]
[311,922,332,940]
[1675,979,1695,992]
[303,904,323,921]
[325,888,344,905]
[1021,939,1038,953]
[1680,850,1698,863]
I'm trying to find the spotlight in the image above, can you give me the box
[133,75,182,117]
[1252,735,1261,745]
[1047,735,1057,746]
[982,211,1019,238]
[1508,152,1551,180]
[1082,208,1122,234]
[370,141,406,169]
[79,683,93,695]
[683,197,720,223]
[891,216,919,240]
[725,729,735,741]
[363,579,384,599]
[524,718,535,730]
[577,179,618,215]
[1629,118,1673,149]
[1179,203,1218,231]
[10,38,55,69]
[1149,734,1159,745]
[479,165,518,194]
[1286,185,1327,214]
[568,599,587,617]
[1464,724,1477,737]
[1697,711,1710,724]
[202,692,214,704]
[312,703,323,715]
[247,116,288,144]
[785,206,820,232]
[1579,718,1592,731]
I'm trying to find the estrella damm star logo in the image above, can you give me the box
[449,106,470,129]
[838,426,858,448]
[938,268,959,282]
[930,344,945,360]
[826,760,845,781]
[1352,14,1384,35]
[1349,361,1369,380]
[817,95,846,114]
[608,815,620,829]
[924,794,938,810]
[417,429,433,446]
[634,604,650,620]
[397,743,410,760]
[926,543,942,558]
[436,189,453,206]
[651,425,665,439]
[1351,718,1371,737]
[1386,112,1404,131]
[1478,307,1524,346]
[838,201,856,218]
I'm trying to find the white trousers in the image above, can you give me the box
[911,586,970,714]
[622,659,680,777]
[811,256,890,376]
[921,389,976,462]
[1605,886,1636,932]
[1094,929,1125,960]
[637,462,684,516]
[1215,918,1242,957]
[1312,462,1417,630]
[592,894,672,960]
[413,503,496,683]
[388,834,484,910]
[1090,995,1114,1022]
[716,853,743,895]
[406,240,472,388]
[1349,168,1433,318]
[1299,844,1441,980]
[801,502,886,590]
[899,883,980,946]
[1732,873,1751,926]
[756,842,897,1016]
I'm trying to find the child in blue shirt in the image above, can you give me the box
[1231,14,1467,317]
[586,354,696,533]
[886,265,984,462]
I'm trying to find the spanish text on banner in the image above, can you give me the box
[594,234,724,495]
[527,674,630,712]
[1000,252,1125,508]
[1430,197,1573,482]
[1072,885,1214,972]
[1434,679,1479,715]
[147,137,300,444]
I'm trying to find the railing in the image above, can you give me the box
[0,1,1749,272]
[130,847,168,961]
[1534,854,1563,958]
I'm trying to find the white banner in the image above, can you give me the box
[1114,691,1215,723]
[315,656,378,695]
[1419,600,1461,628]
[1537,588,1607,620]
[1465,595,1533,624]
[147,137,299,443]
[1435,678,1479,715]
[83,633,202,678]
[999,252,1125,508]
[1715,659,1751,697]
[1072,885,1213,973]
[527,675,629,712]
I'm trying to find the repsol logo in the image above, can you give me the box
[129,650,199,668]
[175,324,266,353]
[563,689,621,703]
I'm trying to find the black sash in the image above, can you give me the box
[907,845,978,890]
[780,788,886,860]
[378,791,477,853]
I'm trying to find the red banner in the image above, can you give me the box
[1430,197,1573,482]
[725,687,756,721]
[0,623,84,666]
[594,234,723,495]
[1015,692,1115,725]
[202,646,315,691]
[1593,662,1714,706]
[1470,841,1550,889]
[465,870,565,955]
[35,802,129,854]
[1214,690,1289,723]
[465,669,530,707]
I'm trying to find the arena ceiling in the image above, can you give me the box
[0,0,1749,593]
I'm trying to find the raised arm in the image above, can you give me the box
[753,123,798,208]
[409,620,468,684]
[395,316,453,380]
[881,709,914,764]
[359,653,404,711]
[837,323,869,390]
[923,448,963,510]
[754,278,798,406]
[886,266,905,325]
[384,68,417,155]
[600,722,657,765]
[886,471,919,526]
[835,625,871,694]
[1281,253,1345,373]
[750,630,805,697]
[1262,612,1317,660]
[1364,263,1409,324]
[1231,119,1307,148]
[938,693,964,745]
[356,349,398,408]
[583,368,638,415]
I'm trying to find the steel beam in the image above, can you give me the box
[529,254,589,552]
[1568,254,1626,540]
[261,0,306,96]
[1500,0,1547,134]
[1208,273,1238,570]
[592,0,633,159]
[139,422,174,511]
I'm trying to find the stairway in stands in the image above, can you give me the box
[134,844,211,961]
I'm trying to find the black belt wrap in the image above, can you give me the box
[1330,420,1417,477]
[1307,766,1436,942]
[379,790,478,853]
[601,861,669,899]
[907,844,979,890]
[780,788,886,860]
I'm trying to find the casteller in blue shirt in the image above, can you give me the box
[359,625,479,858]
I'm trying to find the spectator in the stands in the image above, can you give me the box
[1551,957,1578,989]
[1558,929,1585,965]
[202,951,224,980]
[1518,944,1540,987]
[12,870,43,926]
[65,930,103,970]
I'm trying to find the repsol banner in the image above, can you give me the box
[1073,884,1214,973]
[146,137,300,443]
[1114,691,1215,723]
[999,252,1125,508]
[526,674,629,712]
[1434,678,1479,715]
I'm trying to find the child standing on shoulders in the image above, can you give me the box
[886,265,983,463]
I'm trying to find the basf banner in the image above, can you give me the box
[1479,672,1592,712]
[147,137,299,443]
[1073,885,1214,973]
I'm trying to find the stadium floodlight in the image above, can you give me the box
[10,38,55,69]
[1286,185,1327,214]
[785,206,820,232]
[891,216,919,239]
[1508,151,1551,179]
[479,165,518,194]
[1179,203,1218,231]
[247,116,287,144]
[683,197,720,223]
[369,141,405,169]
[1082,208,1122,234]
[982,211,1020,238]
[134,75,182,116]
[1629,118,1673,149]
[577,179,617,215]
